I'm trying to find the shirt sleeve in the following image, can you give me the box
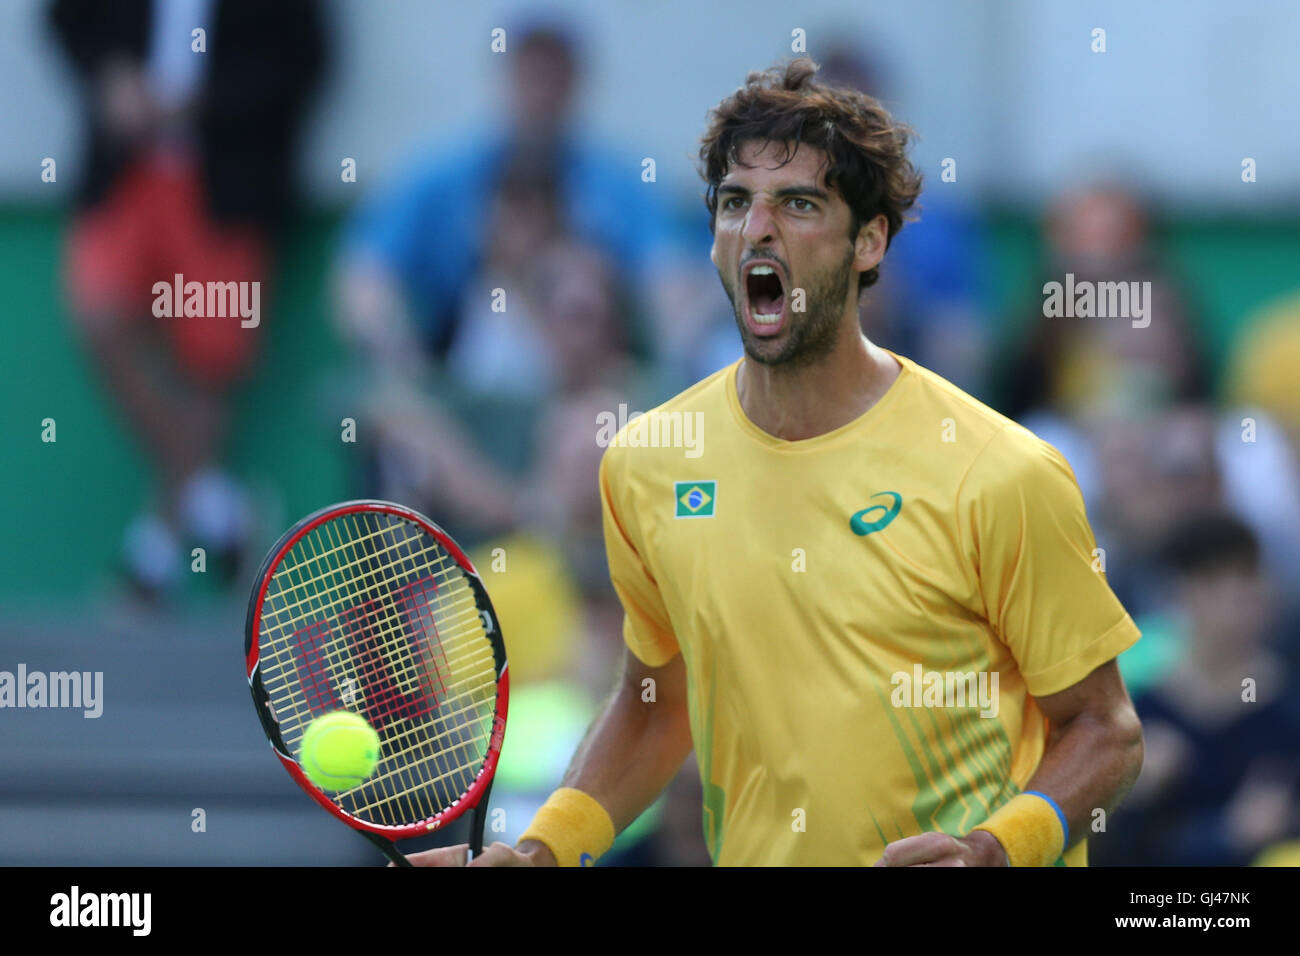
[599,448,679,667]
[964,424,1140,697]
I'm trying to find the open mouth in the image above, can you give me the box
[744,263,786,332]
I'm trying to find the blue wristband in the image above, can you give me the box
[1023,790,1069,848]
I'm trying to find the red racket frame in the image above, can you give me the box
[245,500,508,861]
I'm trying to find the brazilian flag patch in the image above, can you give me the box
[675,480,716,518]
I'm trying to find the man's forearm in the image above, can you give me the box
[516,660,692,865]
[1021,707,1144,849]
[559,667,694,836]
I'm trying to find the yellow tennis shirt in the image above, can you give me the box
[599,351,1140,866]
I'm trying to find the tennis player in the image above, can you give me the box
[409,57,1144,867]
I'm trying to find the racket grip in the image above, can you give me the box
[364,830,412,867]
[469,779,495,859]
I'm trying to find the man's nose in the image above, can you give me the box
[741,200,776,245]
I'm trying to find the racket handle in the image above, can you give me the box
[469,779,495,859]
[364,830,412,867]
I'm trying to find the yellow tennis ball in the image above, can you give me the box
[299,711,380,792]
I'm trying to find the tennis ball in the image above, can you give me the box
[299,710,380,792]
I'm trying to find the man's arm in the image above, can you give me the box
[406,646,694,866]
[877,659,1144,866]
[877,428,1145,866]
[543,647,694,838]
[1011,659,1145,851]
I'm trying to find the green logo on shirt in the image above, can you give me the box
[850,492,902,536]
[675,480,716,518]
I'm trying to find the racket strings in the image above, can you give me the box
[266,554,488,764]
[261,514,468,696]
[265,591,493,815]
[270,513,490,817]
[259,520,465,721]
[263,513,455,622]
[266,515,489,824]
[257,511,498,827]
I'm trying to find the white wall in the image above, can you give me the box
[3,0,1297,210]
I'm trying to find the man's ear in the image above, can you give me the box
[853,213,889,275]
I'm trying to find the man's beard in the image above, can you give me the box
[721,248,854,369]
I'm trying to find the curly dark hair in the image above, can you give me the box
[699,57,923,291]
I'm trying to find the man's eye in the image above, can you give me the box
[788,198,813,211]
[723,196,747,210]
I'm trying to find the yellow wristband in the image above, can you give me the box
[517,788,616,867]
[971,792,1067,867]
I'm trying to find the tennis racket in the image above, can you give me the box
[245,499,508,866]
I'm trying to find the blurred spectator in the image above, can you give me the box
[355,238,662,545]
[442,149,566,399]
[335,19,677,386]
[48,0,327,598]
[1002,183,1211,427]
[332,16,689,565]
[1225,290,1300,442]
[1220,290,1300,598]
[1092,402,1223,617]
[1096,514,1300,865]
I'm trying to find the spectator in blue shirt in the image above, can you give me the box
[334,22,677,376]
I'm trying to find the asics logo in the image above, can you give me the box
[850,492,902,536]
